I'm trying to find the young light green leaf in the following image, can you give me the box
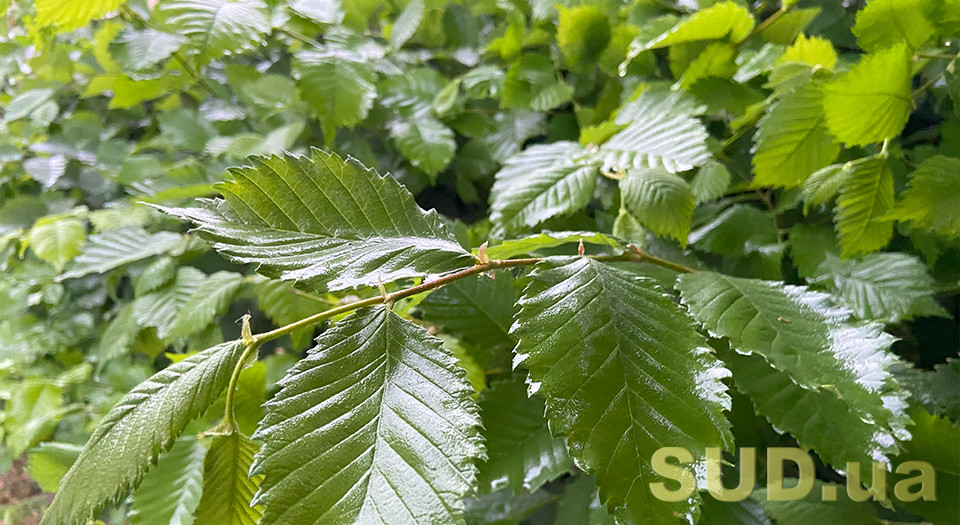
[556,6,610,68]
[852,0,937,52]
[40,341,248,525]
[158,149,472,292]
[490,141,598,233]
[514,257,732,524]
[822,44,913,146]
[677,272,910,452]
[778,34,837,70]
[27,218,85,271]
[33,0,126,34]
[801,163,847,209]
[168,271,246,339]
[252,306,483,525]
[158,0,270,61]
[893,155,960,239]
[477,377,570,494]
[58,226,182,281]
[194,431,264,525]
[835,155,894,257]
[630,1,754,53]
[129,436,205,525]
[620,168,696,245]
[752,83,839,188]
[27,443,83,493]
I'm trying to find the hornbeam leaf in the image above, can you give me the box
[33,0,126,34]
[490,141,598,233]
[476,377,570,494]
[58,226,182,280]
[628,1,754,55]
[751,83,839,188]
[620,168,696,245]
[168,271,246,339]
[40,341,248,525]
[513,257,732,524]
[194,431,264,525]
[677,272,911,453]
[129,436,205,525]
[133,267,207,340]
[822,44,913,146]
[252,306,483,525]
[482,231,620,260]
[294,50,377,137]
[835,155,894,257]
[388,0,423,49]
[157,149,472,292]
[417,274,518,361]
[852,0,937,52]
[893,155,960,239]
[756,480,881,525]
[598,95,711,173]
[726,351,903,471]
[158,0,270,62]
[27,217,86,271]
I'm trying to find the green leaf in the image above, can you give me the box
[98,304,140,362]
[752,83,839,188]
[852,0,937,52]
[502,54,574,111]
[620,168,696,245]
[482,231,620,260]
[27,443,82,493]
[810,252,947,323]
[294,49,377,137]
[556,6,610,68]
[490,142,598,233]
[40,341,248,525]
[801,163,847,209]
[388,0,423,49]
[893,155,960,239]
[835,155,895,257]
[27,218,86,271]
[113,28,187,70]
[252,306,483,524]
[514,257,732,524]
[891,410,960,524]
[3,89,55,122]
[23,156,67,187]
[158,0,270,62]
[135,257,178,296]
[677,272,910,456]
[464,489,556,524]
[417,274,518,361]
[168,271,246,339]
[133,267,207,340]
[630,1,755,52]
[388,116,456,178]
[158,149,472,292]
[756,480,880,525]
[254,279,326,349]
[195,431,264,525]
[822,44,913,146]
[129,436,205,525]
[699,497,771,525]
[3,382,63,456]
[477,377,570,494]
[691,162,731,203]
[689,204,778,258]
[58,226,182,280]
[33,0,126,34]
[778,34,837,70]
[726,351,902,472]
[598,92,712,173]
[555,475,615,525]
[678,42,738,89]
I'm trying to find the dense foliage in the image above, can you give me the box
[0,0,958,524]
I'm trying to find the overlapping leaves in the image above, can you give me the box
[158,149,472,292]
